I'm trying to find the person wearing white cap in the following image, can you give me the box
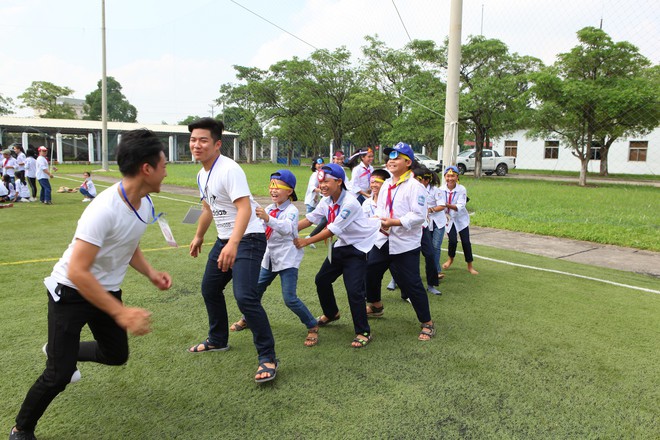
[35,146,53,204]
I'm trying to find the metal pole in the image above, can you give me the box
[442,0,463,175]
[101,0,109,171]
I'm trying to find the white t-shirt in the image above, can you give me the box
[377,174,427,255]
[15,152,26,171]
[16,179,30,198]
[25,157,37,178]
[303,171,320,207]
[82,178,97,197]
[197,155,263,240]
[2,156,17,177]
[51,183,150,291]
[0,182,7,197]
[349,162,374,196]
[36,156,49,180]
[261,200,303,271]
[307,190,379,254]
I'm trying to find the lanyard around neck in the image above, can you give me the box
[119,181,159,225]
[197,155,220,202]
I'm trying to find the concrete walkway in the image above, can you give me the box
[79,174,660,279]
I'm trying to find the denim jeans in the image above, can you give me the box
[38,178,51,202]
[201,234,275,363]
[421,226,445,285]
[79,188,95,199]
[16,287,127,432]
[256,267,317,329]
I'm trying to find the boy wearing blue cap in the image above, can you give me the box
[295,163,379,348]
[365,142,436,341]
[441,166,478,274]
[229,170,320,347]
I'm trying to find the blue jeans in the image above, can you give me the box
[79,188,95,199]
[255,267,317,329]
[421,226,445,285]
[201,234,275,363]
[38,178,51,202]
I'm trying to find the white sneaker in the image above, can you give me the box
[82,198,91,202]
[427,285,442,295]
[386,279,397,291]
[42,343,81,383]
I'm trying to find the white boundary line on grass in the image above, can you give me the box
[56,176,198,204]
[471,253,660,295]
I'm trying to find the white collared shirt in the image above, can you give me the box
[349,162,374,195]
[261,200,303,271]
[426,185,447,230]
[307,190,379,254]
[440,183,469,232]
[362,196,388,249]
[377,174,427,255]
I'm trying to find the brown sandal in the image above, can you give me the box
[317,314,340,326]
[229,318,248,332]
[304,326,319,347]
[418,322,436,341]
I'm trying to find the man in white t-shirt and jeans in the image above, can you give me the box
[35,146,53,204]
[9,129,173,440]
[186,117,278,384]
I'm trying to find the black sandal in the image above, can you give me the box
[418,323,436,341]
[317,314,340,327]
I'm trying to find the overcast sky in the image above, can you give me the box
[1,0,657,124]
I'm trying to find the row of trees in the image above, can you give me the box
[2,77,137,122]
[214,27,658,186]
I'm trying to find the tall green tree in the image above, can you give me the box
[83,77,137,122]
[18,81,76,119]
[531,27,658,183]
[455,36,542,177]
[0,93,14,115]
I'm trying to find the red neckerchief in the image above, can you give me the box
[264,207,281,239]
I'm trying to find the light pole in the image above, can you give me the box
[101,0,109,171]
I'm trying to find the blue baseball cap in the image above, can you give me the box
[318,163,347,189]
[444,165,459,175]
[270,169,298,201]
[384,142,415,162]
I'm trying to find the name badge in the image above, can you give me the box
[157,215,178,247]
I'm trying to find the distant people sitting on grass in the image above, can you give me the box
[0,176,12,207]
[441,165,478,275]
[15,178,31,202]
[79,171,97,202]
[3,174,16,202]
[8,129,172,440]
[230,169,320,347]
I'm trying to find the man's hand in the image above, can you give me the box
[149,271,172,290]
[189,236,204,258]
[218,242,238,271]
[115,307,152,336]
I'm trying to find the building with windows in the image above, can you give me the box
[491,128,659,175]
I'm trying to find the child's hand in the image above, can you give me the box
[255,206,269,222]
[293,237,307,249]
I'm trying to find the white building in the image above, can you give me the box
[490,128,659,175]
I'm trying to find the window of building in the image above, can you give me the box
[544,141,559,159]
[504,140,517,157]
[589,141,602,160]
[629,141,648,162]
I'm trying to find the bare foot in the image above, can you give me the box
[442,258,453,270]
[467,264,479,275]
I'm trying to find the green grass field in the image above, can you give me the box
[1,183,658,439]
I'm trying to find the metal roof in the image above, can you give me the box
[0,116,237,136]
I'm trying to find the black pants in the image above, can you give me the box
[315,244,370,335]
[15,286,128,432]
[27,177,37,198]
[366,243,432,323]
[447,225,474,263]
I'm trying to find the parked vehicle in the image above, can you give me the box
[415,153,442,172]
[456,149,516,176]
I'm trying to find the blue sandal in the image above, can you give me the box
[188,338,230,353]
[255,360,279,383]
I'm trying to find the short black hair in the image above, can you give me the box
[188,117,224,143]
[310,156,324,172]
[116,129,165,177]
[371,168,390,181]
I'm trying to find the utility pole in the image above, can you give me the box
[101,0,109,171]
[442,0,464,174]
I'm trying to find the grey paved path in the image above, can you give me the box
[79,174,660,279]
